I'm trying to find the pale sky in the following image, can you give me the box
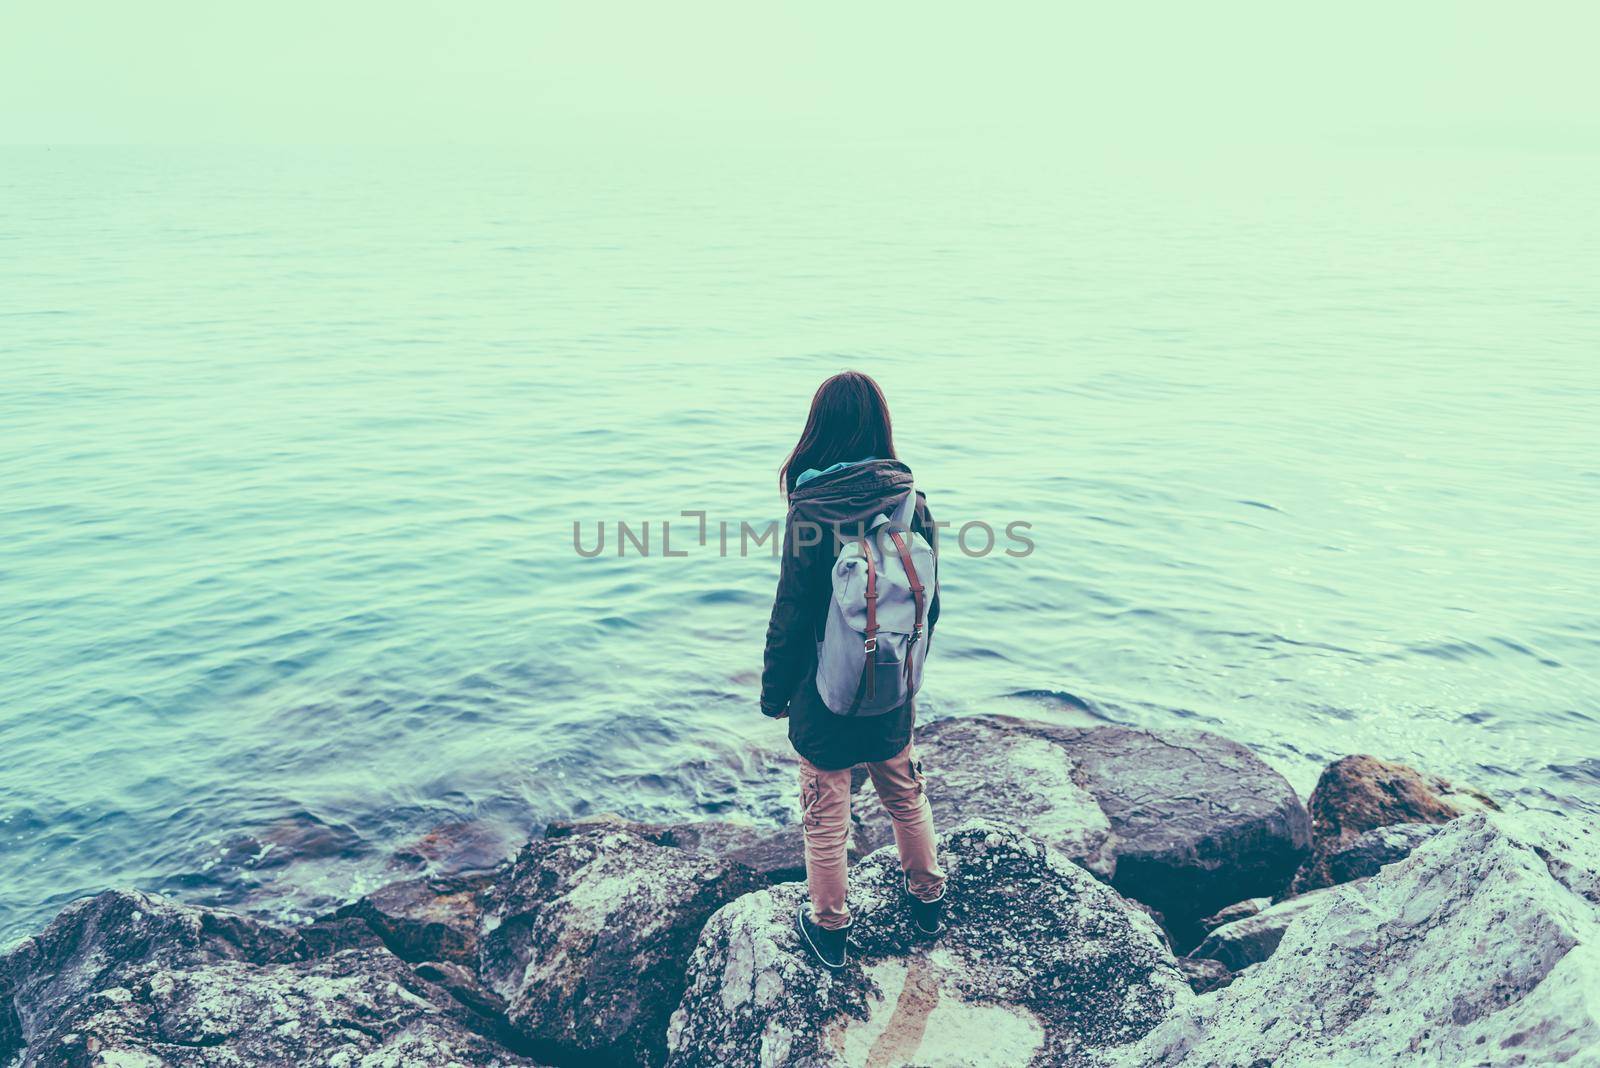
[1,1,1596,146]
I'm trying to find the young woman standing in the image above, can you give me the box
[761,371,946,970]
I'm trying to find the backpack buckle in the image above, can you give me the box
[911,624,924,644]
[863,636,878,653]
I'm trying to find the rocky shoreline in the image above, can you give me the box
[3,713,1596,1066]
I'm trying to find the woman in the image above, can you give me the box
[760,371,946,971]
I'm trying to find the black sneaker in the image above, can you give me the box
[795,907,849,970]
[905,877,946,936]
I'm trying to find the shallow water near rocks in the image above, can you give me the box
[2,141,1597,943]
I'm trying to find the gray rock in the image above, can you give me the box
[0,889,329,1053]
[1287,821,1440,895]
[33,949,536,1067]
[478,820,766,1066]
[851,716,1117,879]
[1186,884,1351,971]
[336,870,498,965]
[1175,956,1235,994]
[0,890,534,1067]
[1117,813,1600,1067]
[413,959,512,1024]
[546,812,861,884]
[299,912,389,958]
[650,820,816,883]
[666,820,1191,1067]
[854,715,1310,941]
[1196,897,1269,935]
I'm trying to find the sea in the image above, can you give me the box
[3,139,1597,943]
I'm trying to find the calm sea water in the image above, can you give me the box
[3,143,1597,943]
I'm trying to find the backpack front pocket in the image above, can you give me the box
[857,635,910,715]
[816,630,911,715]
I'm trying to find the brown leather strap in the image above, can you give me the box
[886,530,925,638]
[887,529,926,690]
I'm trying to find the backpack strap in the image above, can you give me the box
[887,479,926,648]
[847,535,879,712]
[885,529,926,691]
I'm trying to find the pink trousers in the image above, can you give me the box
[798,743,946,930]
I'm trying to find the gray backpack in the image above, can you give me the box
[815,483,936,716]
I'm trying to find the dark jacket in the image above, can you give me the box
[760,459,941,770]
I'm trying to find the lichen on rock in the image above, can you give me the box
[1118,813,1600,1067]
[476,820,766,1066]
[0,890,535,1068]
[666,820,1190,1067]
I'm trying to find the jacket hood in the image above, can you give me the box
[787,458,916,529]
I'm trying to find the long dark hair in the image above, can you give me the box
[780,371,898,496]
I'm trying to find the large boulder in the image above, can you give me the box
[1118,813,1600,1067]
[854,716,1310,941]
[1186,883,1350,972]
[477,821,766,1067]
[666,821,1191,1067]
[0,889,533,1067]
[1287,754,1495,896]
